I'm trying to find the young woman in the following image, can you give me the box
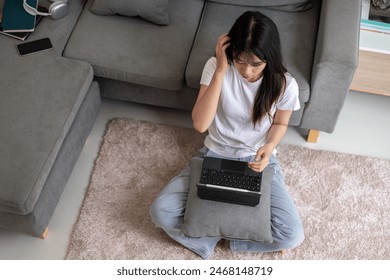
[150,11,304,259]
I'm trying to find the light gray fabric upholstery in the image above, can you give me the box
[0,82,101,236]
[64,0,205,91]
[90,0,170,25]
[208,0,312,11]
[0,0,101,237]
[0,56,93,215]
[96,77,198,111]
[300,0,361,133]
[182,157,273,243]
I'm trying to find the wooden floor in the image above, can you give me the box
[350,50,390,97]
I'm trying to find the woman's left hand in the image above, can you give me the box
[248,145,273,172]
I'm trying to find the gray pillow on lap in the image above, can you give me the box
[182,157,273,243]
[90,0,170,25]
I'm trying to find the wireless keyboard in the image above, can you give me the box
[196,157,262,207]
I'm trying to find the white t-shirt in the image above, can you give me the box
[200,57,300,158]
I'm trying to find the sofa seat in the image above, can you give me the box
[185,0,321,125]
[0,55,92,214]
[64,0,205,91]
[0,53,100,236]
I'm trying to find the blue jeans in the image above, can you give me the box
[150,148,304,259]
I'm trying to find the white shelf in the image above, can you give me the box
[360,28,390,54]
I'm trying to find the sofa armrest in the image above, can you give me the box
[300,0,361,133]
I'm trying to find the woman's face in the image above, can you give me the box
[233,52,266,83]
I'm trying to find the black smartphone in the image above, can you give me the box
[17,38,53,56]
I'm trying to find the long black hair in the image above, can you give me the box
[226,11,287,125]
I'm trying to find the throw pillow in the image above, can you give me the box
[208,0,312,12]
[182,157,273,243]
[90,0,170,25]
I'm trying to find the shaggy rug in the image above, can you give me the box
[65,118,390,260]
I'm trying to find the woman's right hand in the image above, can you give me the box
[215,34,230,75]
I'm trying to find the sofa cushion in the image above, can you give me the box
[90,0,170,25]
[182,157,273,243]
[208,0,312,12]
[186,0,321,105]
[64,0,204,91]
[0,55,93,215]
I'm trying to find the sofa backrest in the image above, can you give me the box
[207,0,312,11]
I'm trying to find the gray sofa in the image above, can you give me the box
[0,0,361,237]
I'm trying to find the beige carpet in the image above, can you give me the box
[65,118,390,260]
